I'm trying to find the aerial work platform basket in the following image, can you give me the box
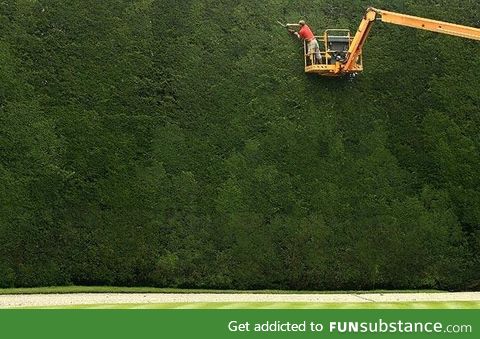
[304,29,363,76]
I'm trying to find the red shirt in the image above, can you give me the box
[298,24,315,41]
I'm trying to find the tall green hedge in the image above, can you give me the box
[0,0,479,290]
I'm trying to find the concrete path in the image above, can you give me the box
[0,292,479,308]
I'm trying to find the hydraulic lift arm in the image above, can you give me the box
[344,7,480,72]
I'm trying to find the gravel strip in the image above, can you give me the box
[0,292,479,308]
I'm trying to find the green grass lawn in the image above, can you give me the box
[37,301,480,309]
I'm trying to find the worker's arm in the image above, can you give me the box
[286,24,301,38]
[285,24,301,39]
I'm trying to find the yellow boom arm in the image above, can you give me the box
[344,7,480,71]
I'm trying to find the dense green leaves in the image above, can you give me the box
[0,0,479,290]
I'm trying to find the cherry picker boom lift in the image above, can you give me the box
[303,7,480,77]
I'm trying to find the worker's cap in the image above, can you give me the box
[298,20,306,25]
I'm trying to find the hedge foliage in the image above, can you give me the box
[0,0,479,290]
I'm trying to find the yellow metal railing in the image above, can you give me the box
[304,30,360,67]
